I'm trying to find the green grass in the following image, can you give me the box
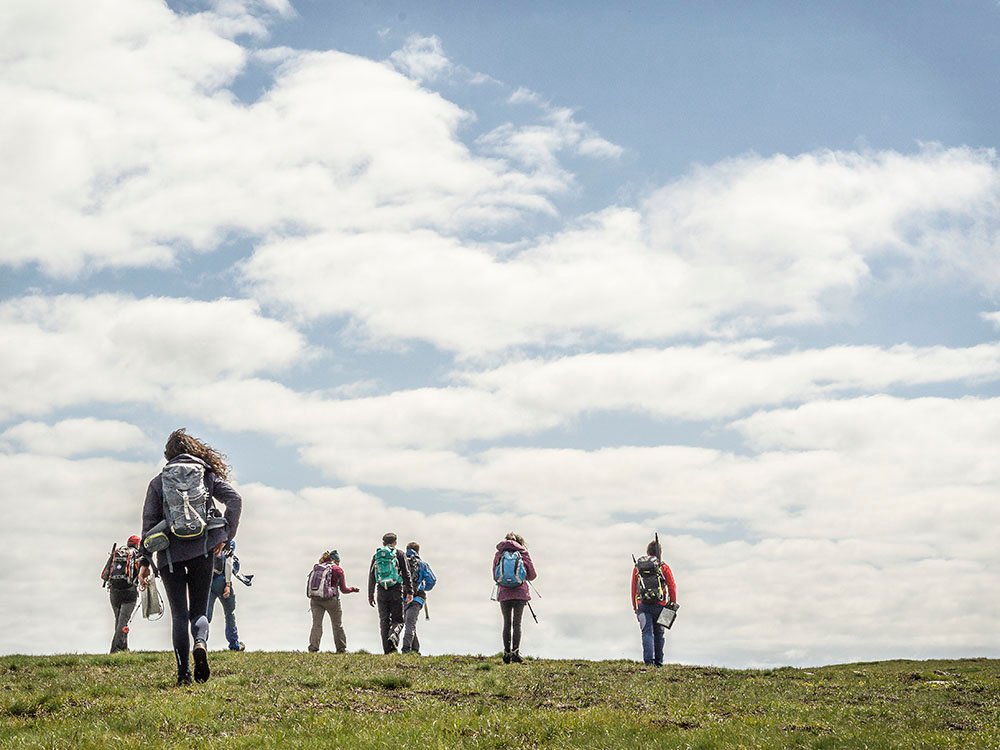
[1,653,998,749]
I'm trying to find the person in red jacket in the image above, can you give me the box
[492,532,537,664]
[630,539,678,667]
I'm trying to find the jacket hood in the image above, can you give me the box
[166,453,209,469]
[496,539,525,553]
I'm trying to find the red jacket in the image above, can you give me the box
[631,561,677,609]
[493,540,537,602]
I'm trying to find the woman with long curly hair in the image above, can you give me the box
[138,429,242,685]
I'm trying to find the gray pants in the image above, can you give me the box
[309,597,346,652]
[109,588,137,653]
[401,600,422,653]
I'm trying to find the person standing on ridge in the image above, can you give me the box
[492,532,537,664]
[631,539,678,667]
[137,428,242,686]
[307,549,360,653]
[207,540,248,651]
[367,532,413,654]
[101,534,141,653]
[401,541,436,655]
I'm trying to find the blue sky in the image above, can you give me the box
[2,0,999,666]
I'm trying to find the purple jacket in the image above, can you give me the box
[140,454,242,567]
[493,539,536,602]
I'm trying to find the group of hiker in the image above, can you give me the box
[103,429,679,684]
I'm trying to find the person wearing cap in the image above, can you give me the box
[308,549,360,653]
[101,535,141,653]
[207,540,247,651]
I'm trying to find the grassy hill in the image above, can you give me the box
[1,652,997,749]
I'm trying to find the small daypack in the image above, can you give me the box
[107,546,137,589]
[635,555,666,603]
[306,562,337,599]
[161,461,210,539]
[494,549,526,588]
[407,556,437,594]
[373,546,402,588]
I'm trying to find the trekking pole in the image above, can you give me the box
[424,601,430,621]
[527,580,542,598]
[526,601,539,624]
[103,544,116,589]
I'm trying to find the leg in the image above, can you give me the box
[328,598,347,653]
[186,555,214,683]
[159,564,193,678]
[376,588,393,653]
[308,599,325,651]
[207,574,225,625]
[653,618,666,666]
[401,601,421,653]
[636,605,656,665]
[114,597,137,652]
[109,593,122,653]
[221,586,240,649]
[509,601,525,656]
[387,591,404,648]
[500,601,513,656]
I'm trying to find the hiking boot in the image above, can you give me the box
[229,642,245,651]
[193,641,211,683]
[387,624,402,649]
[502,652,511,664]
[510,650,523,664]
[177,672,193,686]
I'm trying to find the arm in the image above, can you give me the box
[520,548,537,582]
[398,550,413,598]
[631,568,638,610]
[210,476,242,539]
[332,566,358,594]
[367,557,376,604]
[662,563,677,604]
[138,478,163,573]
[492,550,501,578]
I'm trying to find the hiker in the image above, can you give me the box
[207,540,249,651]
[367,532,413,654]
[630,539,678,667]
[306,549,360,653]
[101,535,141,653]
[401,541,437,655]
[492,532,537,664]
[137,428,242,685]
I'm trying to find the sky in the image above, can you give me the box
[2,0,999,667]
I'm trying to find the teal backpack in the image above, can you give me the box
[373,546,402,588]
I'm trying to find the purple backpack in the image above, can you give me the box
[306,563,337,599]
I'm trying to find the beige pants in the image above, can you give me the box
[309,597,347,652]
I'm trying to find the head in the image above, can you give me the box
[505,532,525,547]
[163,428,230,480]
[382,532,397,547]
[646,540,662,558]
[320,549,340,564]
[406,541,420,555]
[127,535,140,548]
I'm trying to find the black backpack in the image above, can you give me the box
[107,547,138,590]
[635,555,665,603]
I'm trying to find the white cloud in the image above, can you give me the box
[245,147,1000,355]
[0,418,150,456]
[388,34,453,82]
[0,294,307,420]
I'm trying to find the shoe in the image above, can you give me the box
[387,624,402,648]
[308,646,319,653]
[502,652,511,664]
[177,673,193,686]
[229,642,245,651]
[193,641,210,683]
[510,650,523,664]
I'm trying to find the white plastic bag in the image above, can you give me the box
[141,577,165,620]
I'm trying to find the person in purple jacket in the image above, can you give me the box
[492,532,537,664]
[137,429,242,686]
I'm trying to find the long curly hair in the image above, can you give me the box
[163,428,231,480]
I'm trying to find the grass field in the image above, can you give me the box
[1,652,997,749]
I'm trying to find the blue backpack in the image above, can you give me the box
[417,561,437,592]
[494,550,526,588]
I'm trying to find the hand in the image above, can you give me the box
[138,565,151,590]
[223,584,231,599]
[406,595,413,604]
[350,587,360,593]
[211,541,226,556]
[368,598,375,608]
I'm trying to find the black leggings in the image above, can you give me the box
[159,554,213,676]
[500,600,526,653]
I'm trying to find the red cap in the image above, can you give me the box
[127,535,141,547]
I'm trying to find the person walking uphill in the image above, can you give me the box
[401,541,437,655]
[207,540,249,651]
[631,539,678,667]
[137,429,242,686]
[493,532,537,664]
[307,549,359,653]
[101,535,141,653]
[367,533,413,654]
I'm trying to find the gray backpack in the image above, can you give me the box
[161,461,210,539]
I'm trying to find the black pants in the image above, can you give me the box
[109,588,138,653]
[160,554,213,677]
[500,600,526,654]
[376,584,404,654]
